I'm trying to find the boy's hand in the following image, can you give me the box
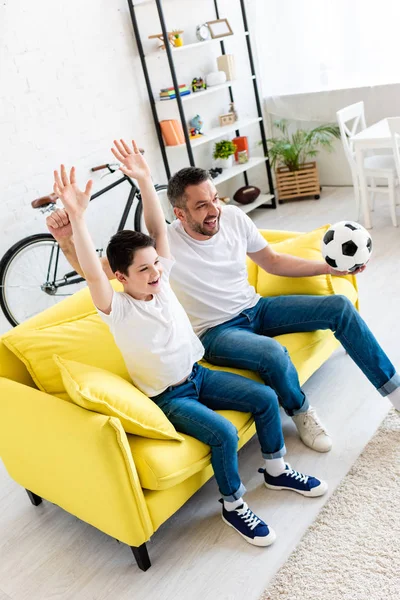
[46,209,73,242]
[53,165,93,221]
[111,139,151,182]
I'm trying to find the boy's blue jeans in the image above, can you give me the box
[151,363,286,501]
[200,294,400,415]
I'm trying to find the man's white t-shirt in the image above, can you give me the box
[97,257,204,397]
[167,205,268,337]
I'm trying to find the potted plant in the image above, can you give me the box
[213,140,237,170]
[266,119,341,202]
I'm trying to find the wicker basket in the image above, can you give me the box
[275,161,320,203]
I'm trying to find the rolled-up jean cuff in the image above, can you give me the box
[262,444,287,460]
[377,372,400,396]
[221,482,247,502]
[287,396,310,417]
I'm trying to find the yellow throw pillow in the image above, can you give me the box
[2,313,130,397]
[257,225,335,298]
[54,355,184,442]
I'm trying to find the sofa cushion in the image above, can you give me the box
[54,355,184,442]
[2,312,130,398]
[127,409,254,490]
[257,226,334,298]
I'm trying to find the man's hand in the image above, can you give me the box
[53,165,93,222]
[111,139,151,182]
[326,264,367,276]
[46,208,72,242]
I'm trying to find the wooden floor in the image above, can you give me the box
[1,187,399,600]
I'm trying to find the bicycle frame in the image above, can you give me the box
[45,174,140,291]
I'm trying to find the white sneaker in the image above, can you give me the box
[292,406,332,452]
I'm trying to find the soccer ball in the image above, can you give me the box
[321,221,372,272]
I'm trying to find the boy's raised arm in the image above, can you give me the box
[111,139,171,260]
[53,165,114,314]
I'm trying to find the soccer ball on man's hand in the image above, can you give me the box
[320,221,373,272]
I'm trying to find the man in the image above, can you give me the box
[47,155,400,453]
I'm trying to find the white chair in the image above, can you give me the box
[337,101,398,227]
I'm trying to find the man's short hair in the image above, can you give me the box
[167,167,211,208]
[106,230,156,275]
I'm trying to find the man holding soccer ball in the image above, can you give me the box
[47,162,400,456]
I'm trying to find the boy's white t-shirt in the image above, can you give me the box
[97,257,204,397]
[167,205,268,337]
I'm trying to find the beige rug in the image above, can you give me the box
[261,410,400,600]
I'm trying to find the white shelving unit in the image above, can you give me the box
[155,76,255,106]
[229,193,274,214]
[145,32,249,58]
[166,117,262,150]
[212,156,269,185]
[128,0,276,212]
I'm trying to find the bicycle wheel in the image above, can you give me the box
[0,234,86,327]
[134,185,174,233]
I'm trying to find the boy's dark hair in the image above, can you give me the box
[106,230,156,275]
[167,167,211,208]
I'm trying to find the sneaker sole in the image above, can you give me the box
[263,480,328,497]
[221,515,276,547]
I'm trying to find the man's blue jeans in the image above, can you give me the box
[151,363,286,501]
[201,294,400,416]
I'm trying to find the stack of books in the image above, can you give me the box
[159,84,191,100]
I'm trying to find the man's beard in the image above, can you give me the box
[185,211,221,237]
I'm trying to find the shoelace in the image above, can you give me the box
[301,407,328,438]
[236,502,261,531]
[284,463,309,484]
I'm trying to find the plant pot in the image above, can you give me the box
[174,37,183,47]
[214,156,234,170]
[275,161,320,203]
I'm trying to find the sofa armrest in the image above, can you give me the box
[0,378,153,547]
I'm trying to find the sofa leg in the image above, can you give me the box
[131,543,151,571]
[26,489,42,506]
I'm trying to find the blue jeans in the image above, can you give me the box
[201,294,400,416]
[151,364,286,501]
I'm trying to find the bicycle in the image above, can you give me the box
[0,162,173,327]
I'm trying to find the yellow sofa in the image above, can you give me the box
[0,229,358,571]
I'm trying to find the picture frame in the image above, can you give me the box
[206,18,233,39]
[219,113,236,127]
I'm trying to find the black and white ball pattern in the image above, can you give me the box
[321,221,372,272]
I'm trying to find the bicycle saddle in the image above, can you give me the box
[31,193,58,208]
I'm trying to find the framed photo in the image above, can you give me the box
[206,18,233,39]
[219,113,236,127]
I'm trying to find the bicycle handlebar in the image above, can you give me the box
[91,164,109,172]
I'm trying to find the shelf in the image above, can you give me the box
[145,32,249,58]
[228,193,275,214]
[213,156,269,185]
[156,76,255,106]
[166,117,262,150]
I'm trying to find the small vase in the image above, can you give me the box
[174,37,183,47]
[214,156,233,170]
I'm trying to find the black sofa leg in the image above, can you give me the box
[26,489,42,506]
[131,543,151,571]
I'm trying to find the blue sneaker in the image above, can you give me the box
[219,499,276,547]
[258,463,328,497]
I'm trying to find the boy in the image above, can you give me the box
[53,139,327,548]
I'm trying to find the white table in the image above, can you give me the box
[351,118,394,229]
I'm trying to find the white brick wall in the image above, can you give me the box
[0,0,265,333]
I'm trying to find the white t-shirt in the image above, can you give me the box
[167,205,268,337]
[97,257,204,397]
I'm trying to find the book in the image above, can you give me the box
[160,84,187,92]
[160,88,189,96]
[159,90,191,100]
[160,91,191,100]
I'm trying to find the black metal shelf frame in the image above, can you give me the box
[127,0,276,208]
